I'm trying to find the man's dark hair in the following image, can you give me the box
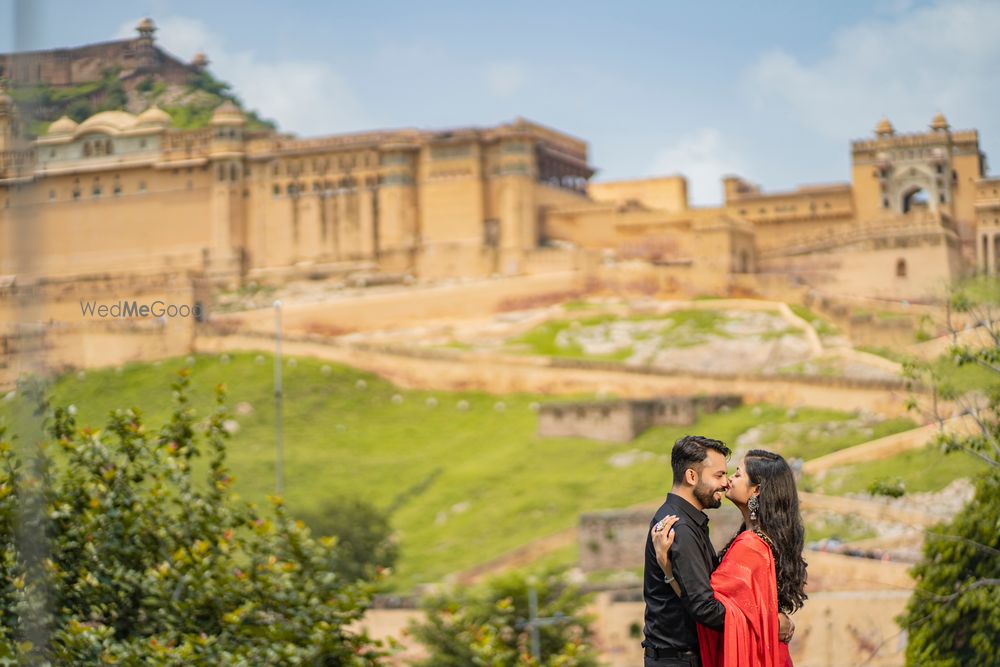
[671,435,731,484]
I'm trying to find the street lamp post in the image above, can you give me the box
[273,299,284,495]
[525,586,567,663]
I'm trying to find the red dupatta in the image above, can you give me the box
[696,531,793,667]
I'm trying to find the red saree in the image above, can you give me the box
[696,531,793,667]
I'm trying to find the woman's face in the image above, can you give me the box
[725,459,759,507]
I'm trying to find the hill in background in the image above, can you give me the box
[0,17,275,135]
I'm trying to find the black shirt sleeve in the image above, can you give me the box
[670,524,726,631]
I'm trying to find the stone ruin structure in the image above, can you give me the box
[537,395,742,443]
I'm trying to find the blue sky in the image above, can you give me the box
[2,0,998,204]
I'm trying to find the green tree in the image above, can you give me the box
[898,277,1000,666]
[0,369,383,664]
[410,570,599,667]
[298,497,398,584]
[187,70,232,97]
[65,99,92,123]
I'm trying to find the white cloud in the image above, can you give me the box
[484,62,527,99]
[649,128,746,206]
[114,16,372,135]
[745,0,1000,139]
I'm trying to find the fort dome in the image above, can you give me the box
[136,105,171,127]
[211,100,245,125]
[77,110,138,133]
[47,115,79,135]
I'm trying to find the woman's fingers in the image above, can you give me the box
[652,515,679,552]
[653,515,679,535]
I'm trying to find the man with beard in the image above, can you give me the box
[641,435,793,666]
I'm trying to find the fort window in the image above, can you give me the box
[902,188,928,213]
[896,258,907,278]
[138,181,146,193]
[91,184,101,199]
[140,139,146,149]
[83,142,91,157]
[939,193,946,203]
[882,198,889,209]
[230,164,238,181]
[48,190,56,202]
[483,218,500,248]
[217,165,226,181]
[105,140,113,155]
[430,144,472,160]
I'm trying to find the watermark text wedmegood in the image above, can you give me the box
[79,300,203,319]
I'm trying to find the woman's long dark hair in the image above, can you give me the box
[720,449,808,613]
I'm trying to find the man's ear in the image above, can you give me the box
[684,467,699,487]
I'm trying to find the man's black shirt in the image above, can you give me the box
[642,493,726,652]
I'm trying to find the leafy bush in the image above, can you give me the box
[0,370,382,664]
[409,569,598,667]
[898,277,1000,665]
[297,496,399,585]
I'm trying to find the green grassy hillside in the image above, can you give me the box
[1,352,915,589]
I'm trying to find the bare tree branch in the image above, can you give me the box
[921,578,1000,604]
[922,531,1000,559]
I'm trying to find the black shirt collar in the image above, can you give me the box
[667,492,710,527]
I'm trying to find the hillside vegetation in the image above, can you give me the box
[1,353,917,589]
[7,66,275,135]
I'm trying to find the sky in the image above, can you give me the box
[2,0,998,205]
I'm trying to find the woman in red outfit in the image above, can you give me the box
[652,449,806,667]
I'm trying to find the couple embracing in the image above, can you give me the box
[641,435,807,667]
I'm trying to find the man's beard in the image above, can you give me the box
[694,480,723,509]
